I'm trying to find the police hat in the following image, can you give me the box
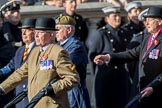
[0,0,20,15]
[138,8,149,21]
[19,18,36,29]
[33,17,58,31]
[56,15,76,26]
[102,6,120,15]
[124,1,142,12]
[143,7,162,18]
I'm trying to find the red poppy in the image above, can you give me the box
[154,40,159,46]
[41,54,48,60]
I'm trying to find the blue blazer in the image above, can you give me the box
[60,35,88,82]
[60,35,91,108]
[6,42,36,108]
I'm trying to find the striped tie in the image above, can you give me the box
[23,47,29,61]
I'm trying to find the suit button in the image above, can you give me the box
[114,66,118,69]
[23,85,26,88]
[112,48,115,51]
[130,26,133,29]
[110,39,114,43]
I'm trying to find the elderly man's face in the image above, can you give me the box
[145,18,162,34]
[34,30,54,47]
[21,28,35,45]
[55,25,70,42]
[106,13,121,29]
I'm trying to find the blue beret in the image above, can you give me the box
[102,6,120,15]
[124,1,142,12]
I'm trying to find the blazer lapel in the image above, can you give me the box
[19,46,25,64]
[29,47,42,84]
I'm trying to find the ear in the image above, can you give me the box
[67,26,72,33]
[105,16,109,23]
[159,19,162,26]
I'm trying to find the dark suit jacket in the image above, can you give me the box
[109,32,162,108]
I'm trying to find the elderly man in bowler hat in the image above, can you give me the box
[94,6,162,108]
[0,17,80,108]
[0,18,36,108]
[55,15,91,108]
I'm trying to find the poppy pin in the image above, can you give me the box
[41,54,48,60]
[154,40,159,46]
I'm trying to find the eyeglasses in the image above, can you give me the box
[34,30,52,35]
[146,18,160,23]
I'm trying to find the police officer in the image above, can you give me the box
[122,1,144,44]
[0,18,36,108]
[88,6,129,108]
[0,0,22,68]
[56,0,88,45]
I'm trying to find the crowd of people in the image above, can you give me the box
[0,0,161,108]
[19,0,131,7]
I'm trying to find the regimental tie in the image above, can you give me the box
[23,47,29,61]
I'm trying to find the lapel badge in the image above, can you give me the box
[149,49,160,59]
[154,49,160,59]
[70,64,76,72]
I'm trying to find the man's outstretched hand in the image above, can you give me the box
[94,54,110,65]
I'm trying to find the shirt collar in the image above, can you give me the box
[59,35,73,46]
[40,43,50,52]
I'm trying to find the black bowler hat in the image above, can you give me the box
[19,18,36,29]
[0,0,20,15]
[33,17,58,31]
[144,7,162,18]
